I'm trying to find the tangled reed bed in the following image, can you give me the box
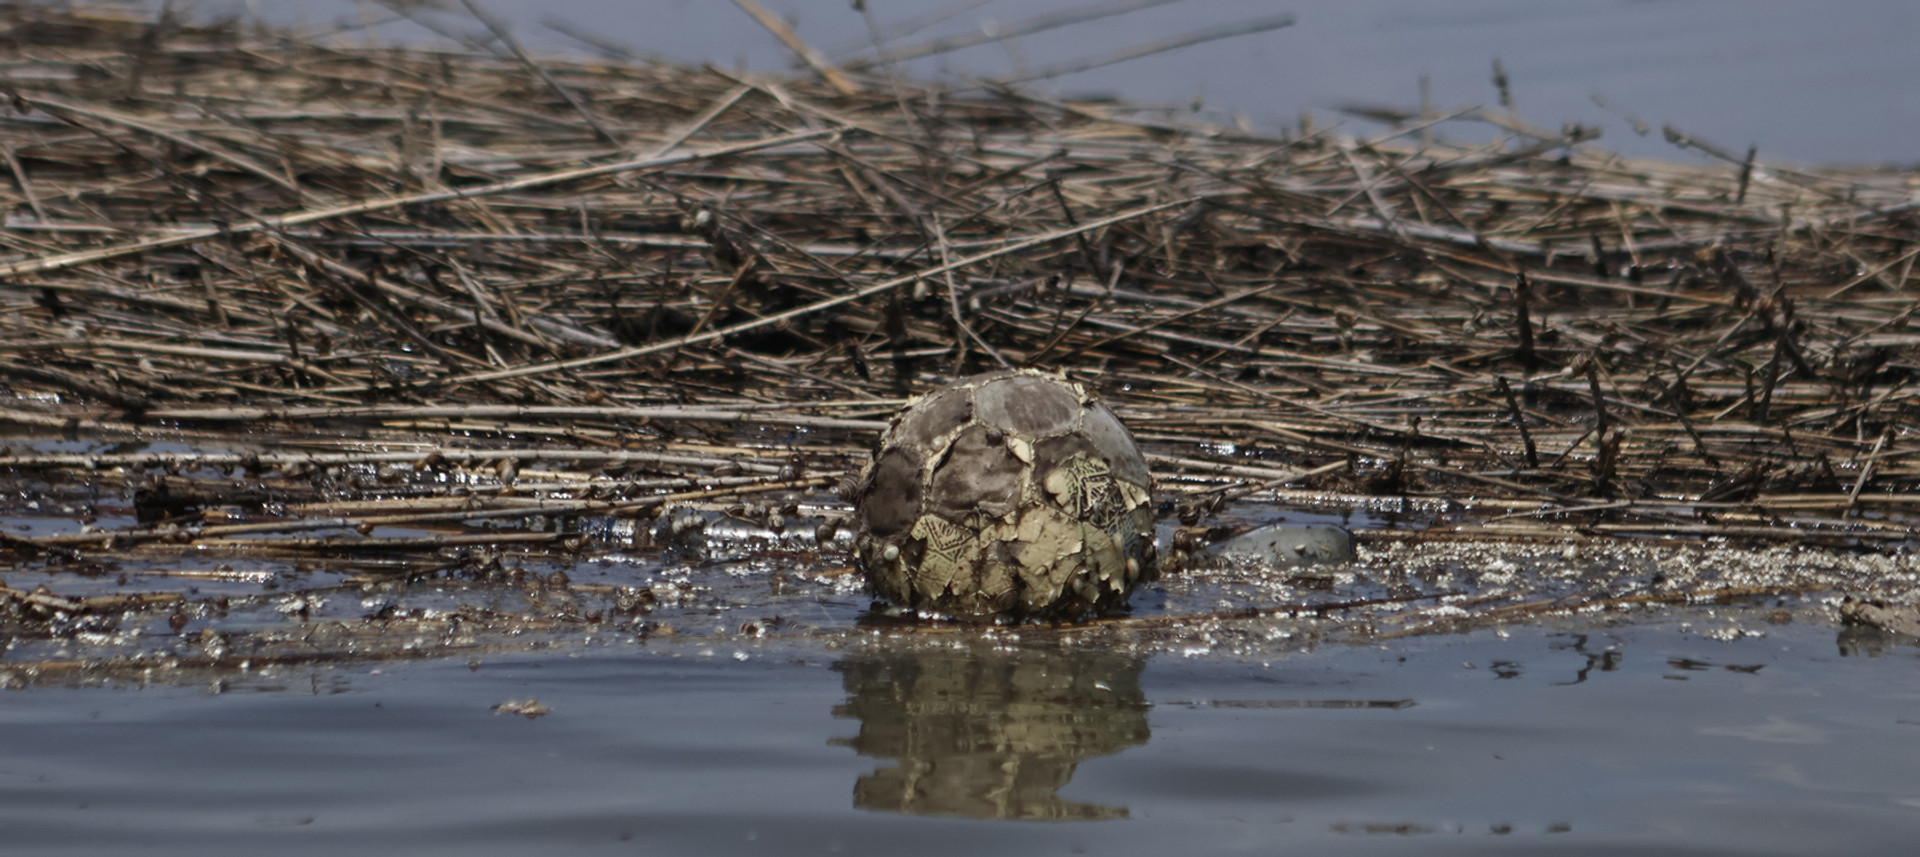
[1,4,1919,677]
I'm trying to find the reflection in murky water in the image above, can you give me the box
[831,643,1148,820]
[6,622,1920,854]
[1836,622,1920,658]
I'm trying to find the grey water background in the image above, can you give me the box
[223,0,1920,166]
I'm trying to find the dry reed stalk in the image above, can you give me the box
[0,5,1914,668]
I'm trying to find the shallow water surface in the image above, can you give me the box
[5,619,1917,856]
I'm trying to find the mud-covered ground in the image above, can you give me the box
[6,428,1919,690]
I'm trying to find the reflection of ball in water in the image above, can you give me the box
[850,369,1157,621]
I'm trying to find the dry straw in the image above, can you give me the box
[0,4,1916,575]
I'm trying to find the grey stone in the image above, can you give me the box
[1200,523,1356,567]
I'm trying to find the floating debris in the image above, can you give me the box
[492,698,552,719]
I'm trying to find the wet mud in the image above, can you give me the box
[6,429,1919,689]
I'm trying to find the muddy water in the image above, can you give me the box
[7,428,1920,855]
[3,619,1918,855]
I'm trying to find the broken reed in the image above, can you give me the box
[0,4,1916,547]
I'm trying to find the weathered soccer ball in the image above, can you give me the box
[849,369,1157,621]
